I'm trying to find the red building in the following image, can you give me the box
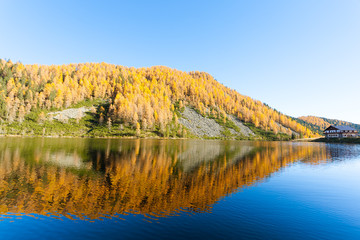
[324,125,359,138]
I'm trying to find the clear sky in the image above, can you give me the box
[1,0,360,123]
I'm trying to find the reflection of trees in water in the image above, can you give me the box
[0,139,329,220]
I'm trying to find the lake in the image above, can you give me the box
[0,138,359,239]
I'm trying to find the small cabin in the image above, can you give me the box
[324,125,359,138]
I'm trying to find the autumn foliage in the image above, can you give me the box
[0,59,316,137]
[299,116,360,132]
[0,139,328,220]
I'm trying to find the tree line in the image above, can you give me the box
[0,59,316,137]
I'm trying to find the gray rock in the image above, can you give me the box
[48,107,91,121]
[179,107,254,138]
[179,107,223,137]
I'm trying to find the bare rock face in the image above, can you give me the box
[48,107,91,121]
[178,107,254,138]
[179,107,223,137]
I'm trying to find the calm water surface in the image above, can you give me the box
[0,138,359,239]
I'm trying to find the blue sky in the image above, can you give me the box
[1,0,360,123]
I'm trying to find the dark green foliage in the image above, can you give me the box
[173,100,185,114]
[294,116,360,136]
[221,128,233,137]
[49,90,57,101]
[0,94,7,120]
[321,117,360,132]
[244,123,291,141]
[292,117,323,135]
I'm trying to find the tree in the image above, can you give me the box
[132,112,139,127]
[174,114,178,126]
[99,113,104,125]
[38,112,46,124]
[18,105,25,122]
[107,117,112,130]
[136,122,141,137]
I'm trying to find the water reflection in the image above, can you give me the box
[0,138,336,220]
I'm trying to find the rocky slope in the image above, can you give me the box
[178,107,254,138]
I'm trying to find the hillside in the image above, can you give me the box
[0,59,318,139]
[298,116,360,135]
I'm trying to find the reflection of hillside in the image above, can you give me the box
[0,139,329,220]
[48,151,90,169]
[177,140,254,172]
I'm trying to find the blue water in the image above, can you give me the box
[0,139,359,239]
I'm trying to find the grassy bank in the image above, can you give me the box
[0,117,286,140]
[0,100,298,141]
[0,113,192,139]
[243,123,293,141]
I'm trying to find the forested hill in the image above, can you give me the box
[298,116,360,134]
[0,59,317,139]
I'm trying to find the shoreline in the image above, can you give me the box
[0,134,323,142]
[310,137,360,144]
[0,134,250,140]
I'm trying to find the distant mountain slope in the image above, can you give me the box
[0,59,318,138]
[298,116,360,135]
[293,118,324,135]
